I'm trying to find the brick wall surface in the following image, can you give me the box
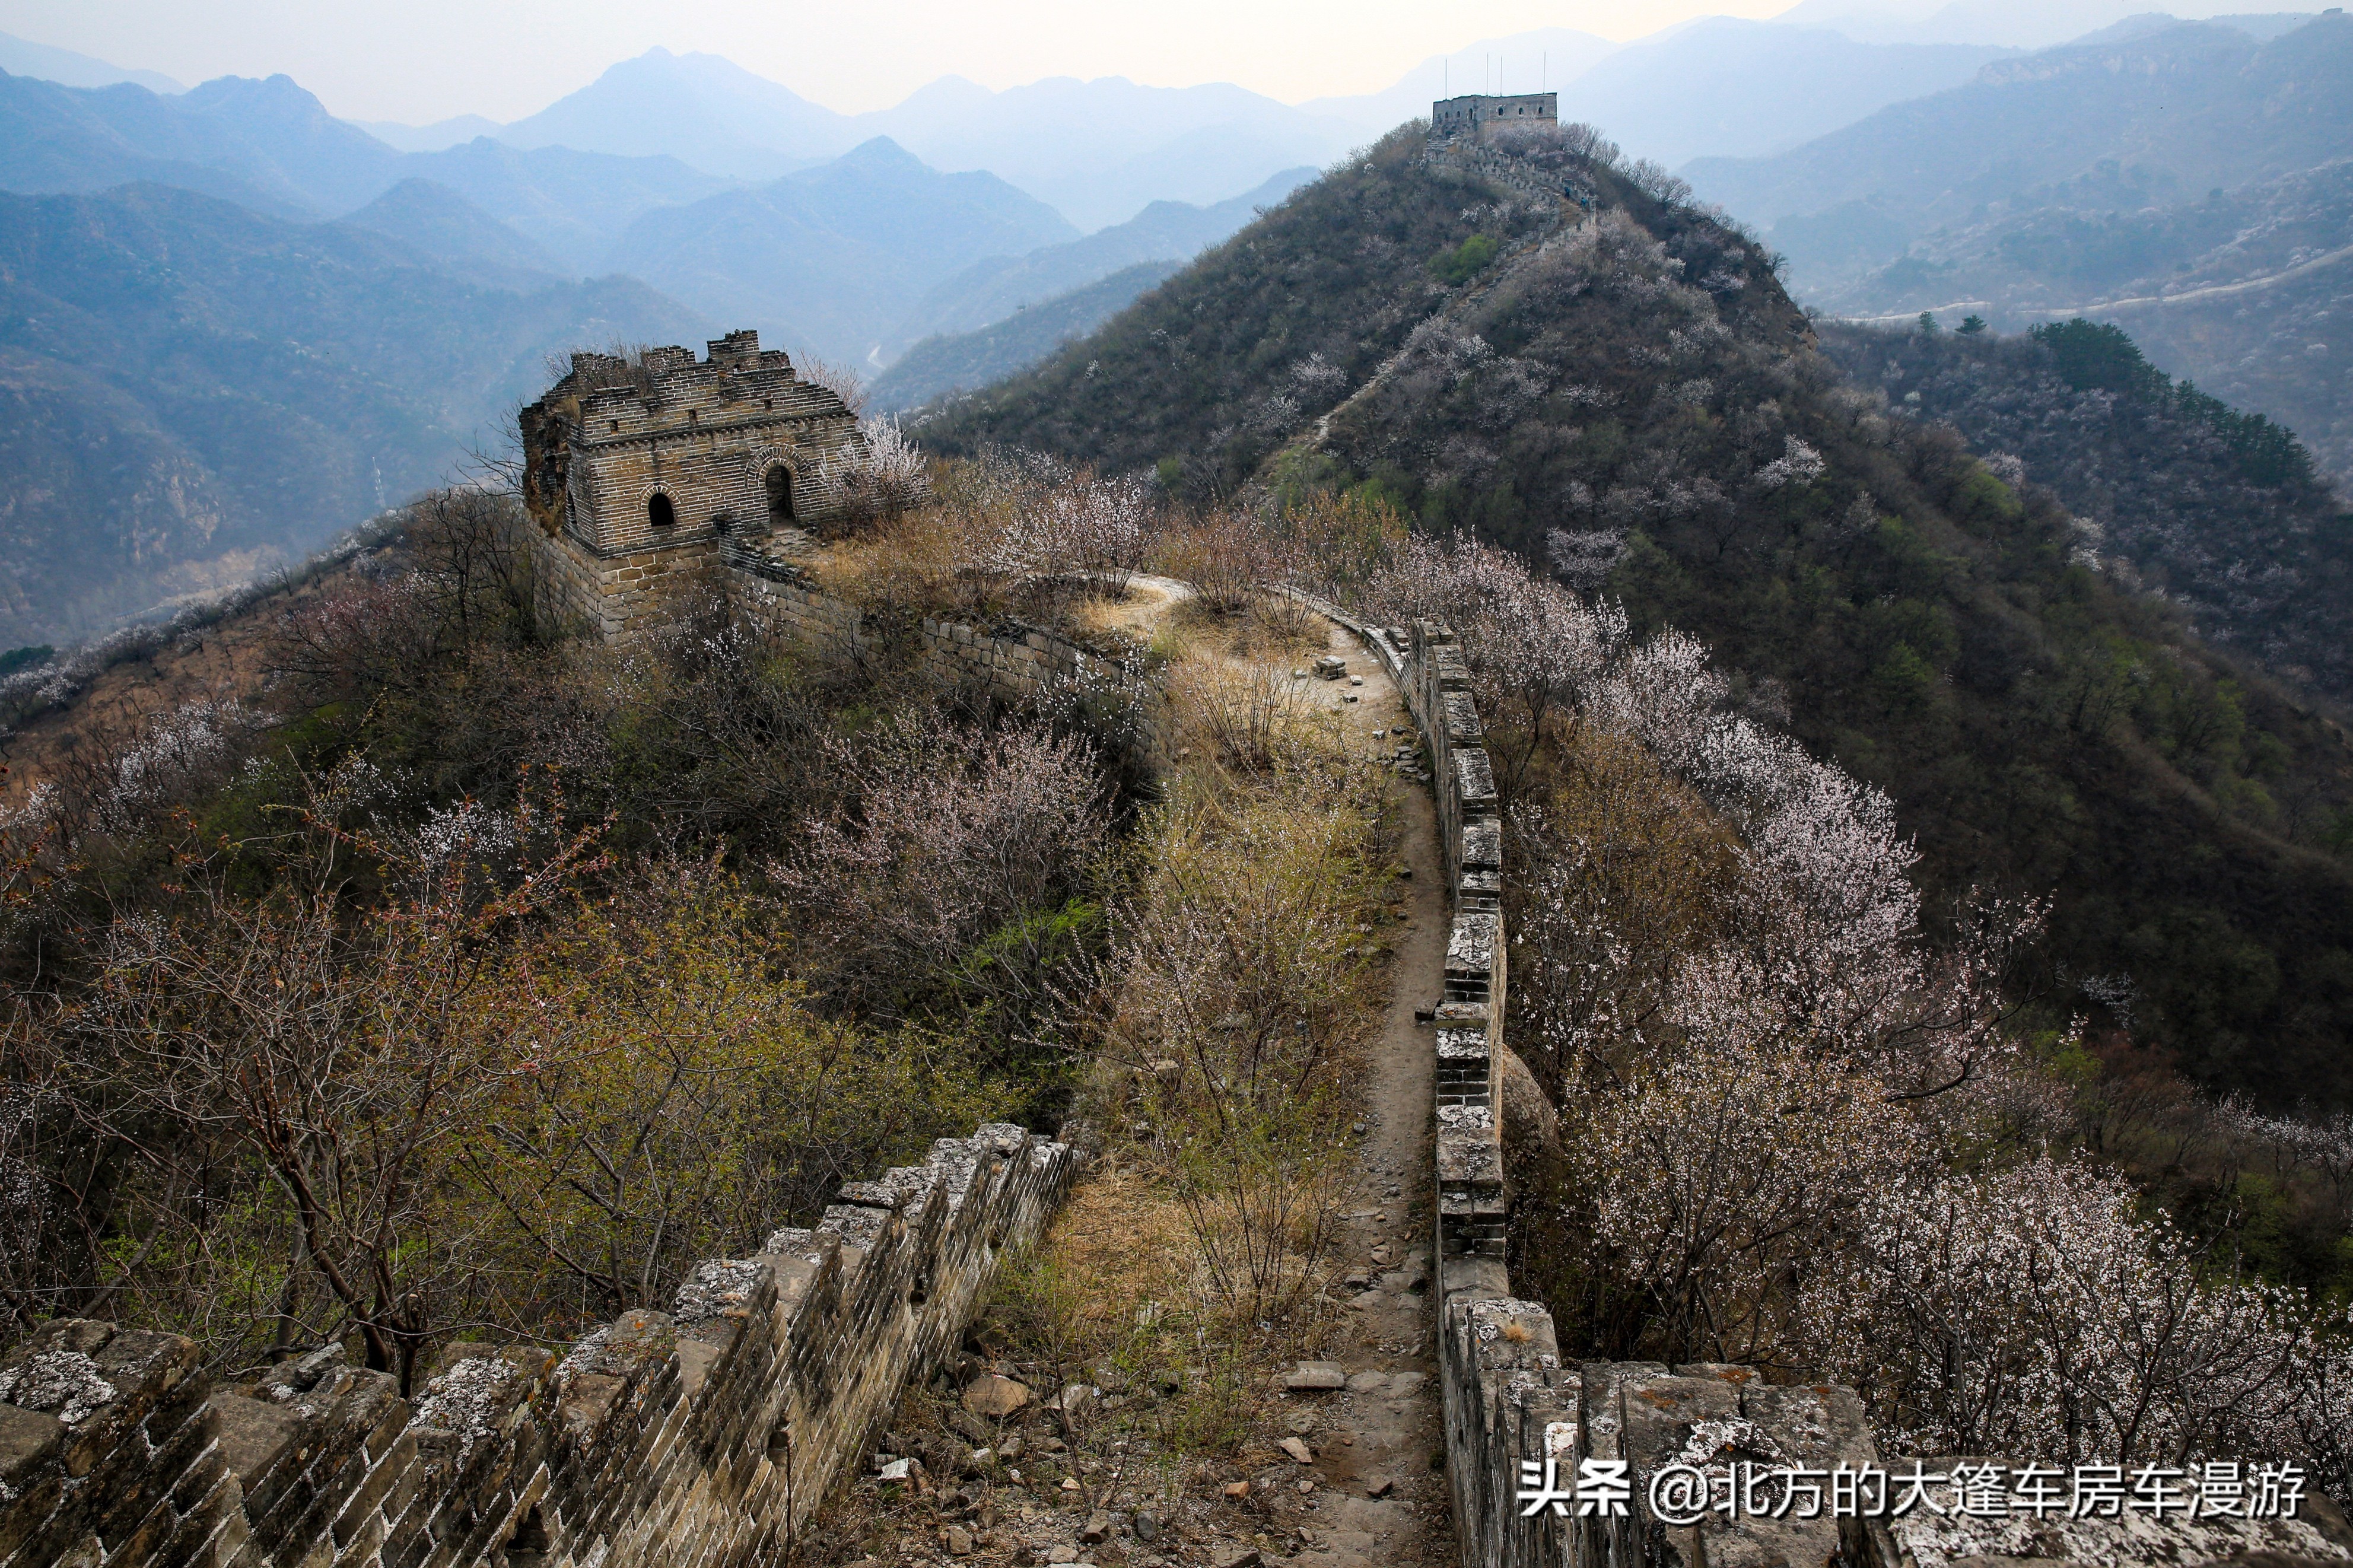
[1422,143,1581,209]
[522,334,867,561]
[0,1124,1073,1568]
[1303,600,2353,1568]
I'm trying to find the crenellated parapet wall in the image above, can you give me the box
[1316,605,2353,1568]
[0,1123,1073,1568]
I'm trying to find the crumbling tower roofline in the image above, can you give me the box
[519,326,869,561]
[1430,91,1559,144]
[517,327,872,637]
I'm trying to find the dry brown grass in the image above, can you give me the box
[1015,1162,1203,1350]
[1165,591,1326,665]
[810,510,1007,625]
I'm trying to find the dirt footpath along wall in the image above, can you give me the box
[1314,607,2353,1568]
[0,1124,1074,1568]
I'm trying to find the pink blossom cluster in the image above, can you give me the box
[774,711,1112,988]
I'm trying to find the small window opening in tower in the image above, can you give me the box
[765,465,794,524]
[648,493,676,529]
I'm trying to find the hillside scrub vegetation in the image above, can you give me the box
[923,121,2353,1111]
[1822,316,2353,704]
[0,468,1165,1379]
[799,558,1415,1566]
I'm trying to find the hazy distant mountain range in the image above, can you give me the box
[603,138,1077,365]
[881,169,1318,364]
[1690,13,2353,253]
[0,182,704,646]
[871,168,1319,409]
[0,6,2344,644]
[1690,11,2353,485]
[349,49,1352,233]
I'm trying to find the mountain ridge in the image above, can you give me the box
[602,136,1076,364]
[879,166,1318,364]
[922,128,2353,1105]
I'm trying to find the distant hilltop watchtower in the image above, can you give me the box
[1430,92,1558,144]
[519,329,869,637]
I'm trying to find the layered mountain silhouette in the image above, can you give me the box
[0,66,398,215]
[0,29,180,93]
[477,51,1357,232]
[872,262,1189,414]
[495,49,848,181]
[1688,14,2353,266]
[603,138,1078,365]
[338,177,572,291]
[0,182,705,645]
[1687,12,2353,485]
[1557,18,2009,167]
[877,167,1318,372]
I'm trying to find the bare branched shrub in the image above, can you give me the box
[1157,506,1276,615]
[775,710,1114,1029]
[402,488,538,646]
[823,449,1154,627]
[1174,662,1314,774]
[1093,740,1389,1321]
[1270,489,1408,603]
[799,357,870,416]
[31,771,609,1388]
[1621,158,1694,208]
[1575,1036,1917,1364]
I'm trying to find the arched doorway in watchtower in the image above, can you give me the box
[765,465,794,526]
[647,492,676,530]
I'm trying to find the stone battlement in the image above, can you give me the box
[1430,93,1558,145]
[1314,603,2353,1568]
[0,1124,1073,1568]
[518,330,878,638]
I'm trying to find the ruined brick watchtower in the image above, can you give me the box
[519,329,869,637]
[1430,91,1558,144]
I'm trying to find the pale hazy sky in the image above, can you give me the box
[0,0,1795,122]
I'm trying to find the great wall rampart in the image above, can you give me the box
[0,1124,1074,1568]
[1318,605,2353,1568]
[11,565,2353,1568]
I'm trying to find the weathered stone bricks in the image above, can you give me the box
[0,1122,1072,1568]
[1350,609,2345,1568]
